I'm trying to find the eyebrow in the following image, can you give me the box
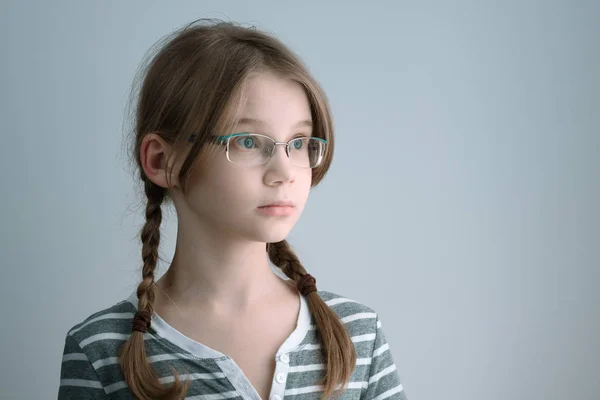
[237,117,313,129]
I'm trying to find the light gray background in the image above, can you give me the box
[1,1,598,399]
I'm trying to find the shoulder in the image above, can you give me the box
[315,290,380,334]
[63,296,137,352]
[59,295,152,393]
[316,290,377,314]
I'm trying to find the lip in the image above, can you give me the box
[258,200,296,208]
[257,201,296,217]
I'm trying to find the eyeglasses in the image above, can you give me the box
[188,132,327,168]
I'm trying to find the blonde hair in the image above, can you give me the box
[120,19,355,400]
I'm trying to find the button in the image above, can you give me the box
[270,396,281,400]
[278,353,290,363]
[276,372,286,383]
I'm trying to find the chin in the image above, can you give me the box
[252,224,294,244]
[262,231,292,244]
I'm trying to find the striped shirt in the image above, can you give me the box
[58,289,408,399]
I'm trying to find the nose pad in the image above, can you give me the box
[269,143,289,162]
[265,144,295,177]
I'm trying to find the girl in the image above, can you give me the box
[58,19,408,400]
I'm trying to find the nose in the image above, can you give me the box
[263,143,295,186]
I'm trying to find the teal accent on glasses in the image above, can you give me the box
[188,132,327,144]
[215,132,327,145]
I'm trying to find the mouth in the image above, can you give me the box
[258,200,296,208]
[257,202,296,216]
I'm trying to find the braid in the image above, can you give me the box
[118,179,190,399]
[136,179,165,313]
[267,240,305,281]
[267,239,357,400]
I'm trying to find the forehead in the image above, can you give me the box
[237,72,312,128]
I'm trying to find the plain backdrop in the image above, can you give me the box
[1,1,599,399]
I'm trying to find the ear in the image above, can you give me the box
[140,133,180,189]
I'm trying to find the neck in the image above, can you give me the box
[154,226,290,316]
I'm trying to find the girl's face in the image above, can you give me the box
[179,71,314,243]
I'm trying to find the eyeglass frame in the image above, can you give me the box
[188,132,327,168]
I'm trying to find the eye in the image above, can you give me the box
[234,136,258,149]
[292,139,304,150]
[290,134,309,149]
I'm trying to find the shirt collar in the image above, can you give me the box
[126,286,311,358]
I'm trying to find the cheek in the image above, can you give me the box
[185,156,256,212]
[213,173,258,206]
[295,169,313,203]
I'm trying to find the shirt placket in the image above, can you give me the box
[269,352,291,400]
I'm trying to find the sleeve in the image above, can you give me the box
[361,314,409,400]
[58,333,107,399]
